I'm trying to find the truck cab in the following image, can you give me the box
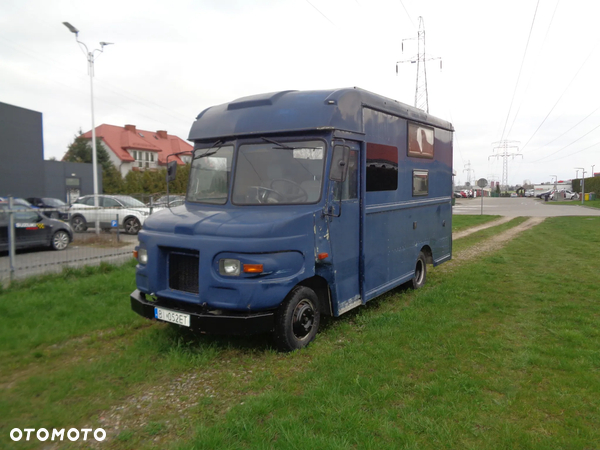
[131,88,454,351]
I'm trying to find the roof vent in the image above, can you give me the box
[156,130,168,139]
[124,124,136,133]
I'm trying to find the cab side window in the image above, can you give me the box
[334,151,358,200]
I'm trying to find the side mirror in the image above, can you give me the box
[329,145,349,182]
[166,161,177,183]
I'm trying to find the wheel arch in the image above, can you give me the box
[296,275,332,316]
[420,245,434,265]
[122,214,141,225]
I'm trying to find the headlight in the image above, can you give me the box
[219,259,240,276]
[138,248,148,265]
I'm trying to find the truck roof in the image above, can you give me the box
[188,87,454,142]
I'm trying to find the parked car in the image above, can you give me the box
[536,189,554,200]
[0,200,73,251]
[0,197,34,207]
[557,189,578,200]
[510,192,518,197]
[524,189,535,197]
[453,191,463,198]
[151,194,185,208]
[69,195,157,235]
[26,197,70,221]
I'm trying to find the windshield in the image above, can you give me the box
[115,196,146,208]
[187,145,234,204]
[232,139,326,205]
[42,198,66,207]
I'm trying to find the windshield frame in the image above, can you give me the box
[231,137,328,207]
[186,143,234,205]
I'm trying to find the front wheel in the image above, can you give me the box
[124,217,141,235]
[411,251,427,289]
[51,230,70,251]
[273,286,320,352]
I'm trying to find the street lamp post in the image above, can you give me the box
[63,22,112,235]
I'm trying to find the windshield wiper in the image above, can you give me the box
[261,137,319,151]
[193,139,224,160]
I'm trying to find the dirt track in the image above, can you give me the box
[451,217,546,264]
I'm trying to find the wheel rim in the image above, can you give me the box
[72,217,85,232]
[415,259,425,285]
[292,299,315,340]
[53,232,69,250]
[125,219,140,234]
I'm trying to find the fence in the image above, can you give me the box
[0,198,159,285]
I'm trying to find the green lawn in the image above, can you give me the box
[452,214,500,232]
[1,216,599,449]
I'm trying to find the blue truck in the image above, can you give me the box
[130,87,454,351]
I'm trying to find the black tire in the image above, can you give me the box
[124,217,141,235]
[51,230,70,251]
[71,215,87,233]
[411,251,427,289]
[273,286,320,352]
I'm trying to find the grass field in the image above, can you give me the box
[1,216,599,449]
[542,198,600,208]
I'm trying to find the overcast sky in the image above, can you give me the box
[1,0,599,186]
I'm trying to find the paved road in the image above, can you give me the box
[453,197,600,217]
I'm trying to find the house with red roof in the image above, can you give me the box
[79,124,193,177]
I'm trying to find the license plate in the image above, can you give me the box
[154,307,190,327]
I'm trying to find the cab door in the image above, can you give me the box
[326,142,362,315]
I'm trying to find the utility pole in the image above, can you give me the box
[575,168,586,204]
[489,140,522,193]
[396,16,441,113]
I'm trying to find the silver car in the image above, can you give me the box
[69,195,157,235]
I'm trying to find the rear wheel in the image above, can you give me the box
[71,215,87,233]
[124,217,141,235]
[51,230,70,251]
[273,286,320,352]
[411,251,427,289]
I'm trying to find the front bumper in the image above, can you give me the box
[130,289,275,335]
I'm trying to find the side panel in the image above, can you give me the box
[362,108,452,301]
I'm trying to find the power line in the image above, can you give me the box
[499,0,540,142]
[397,0,416,29]
[527,106,600,154]
[506,0,560,139]
[304,0,335,26]
[532,121,600,162]
[519,38,600,152]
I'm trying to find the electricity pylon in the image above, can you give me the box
[396,16,441,113]
[489,140,522,192]
[463,161,475,187]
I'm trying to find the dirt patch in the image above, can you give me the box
[450,217,545,265]
[453,216,514,240]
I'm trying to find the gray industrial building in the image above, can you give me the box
[0,101,100,203]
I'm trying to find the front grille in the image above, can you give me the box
[169,251,199,294]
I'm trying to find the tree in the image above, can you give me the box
[63,129,123,193]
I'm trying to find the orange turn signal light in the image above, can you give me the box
[317,252,329,260]
[133,250,138,259]
[243,264,264,273]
